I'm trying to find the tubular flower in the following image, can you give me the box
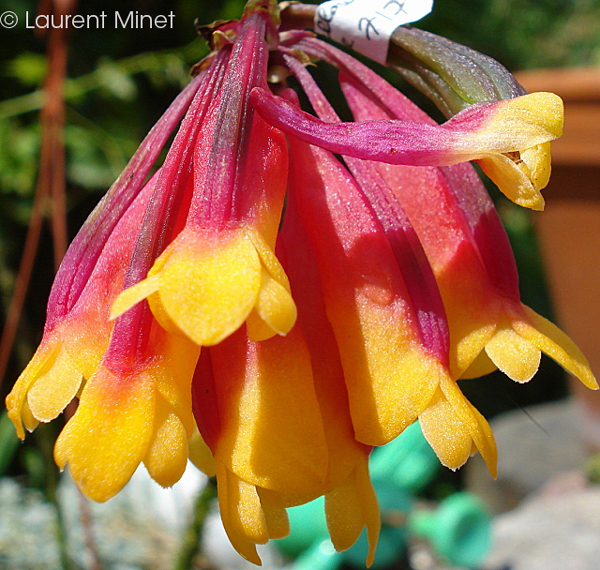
[191,230,381,562]
[320,45,596,389]
[384,26,556,209]
[277,55,496,474]
[5,0,596,565]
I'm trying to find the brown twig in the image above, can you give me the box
[0,0,72,389]
[44,12,69,268]
[0,155,50,388]
[0,1,103,568]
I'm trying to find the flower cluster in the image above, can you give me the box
[6,0,596,564]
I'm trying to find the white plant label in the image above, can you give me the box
[314,0,434,63]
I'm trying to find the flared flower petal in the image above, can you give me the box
[55,317,199,501]
[215,462,270,565]
[7,337,79,438]
[6,171,160,438]
[419,376,497,475]
[111,227,295,346]
[54,365,155,501]
[486,305,597,389]
[324,456,380,564]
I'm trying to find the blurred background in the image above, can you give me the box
[0,0,599,569]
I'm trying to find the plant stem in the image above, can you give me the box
[173,477,218,570]
[36,424,77,570]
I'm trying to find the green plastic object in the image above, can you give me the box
[277,422,492,570]
[291,540,340,570]
[369,421,441,493]
[276,495,328,558]
[409,492,491,568]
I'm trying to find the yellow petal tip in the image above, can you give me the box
[110,275,161,320]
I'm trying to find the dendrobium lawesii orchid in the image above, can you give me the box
[6,0,596,564]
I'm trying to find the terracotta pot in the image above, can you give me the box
[516,68,600,448]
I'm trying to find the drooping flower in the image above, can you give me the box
[6,72,204,440]
[6,0,596,565]
[306,39,595,388]
[277,57,497,473]
[384,25,555,209]
[252,73,562,212]
[110,8,295,346]
[191,210,381,562]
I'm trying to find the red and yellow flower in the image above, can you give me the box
[6,0,596,564]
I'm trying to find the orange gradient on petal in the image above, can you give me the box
[54,321,199,501]
[111,227,296,347]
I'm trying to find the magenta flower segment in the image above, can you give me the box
[6,0,596,565]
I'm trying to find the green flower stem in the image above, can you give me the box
[35,424,77,570]
[174,477,218,570]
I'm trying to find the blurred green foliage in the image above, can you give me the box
[424,0,600,70]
